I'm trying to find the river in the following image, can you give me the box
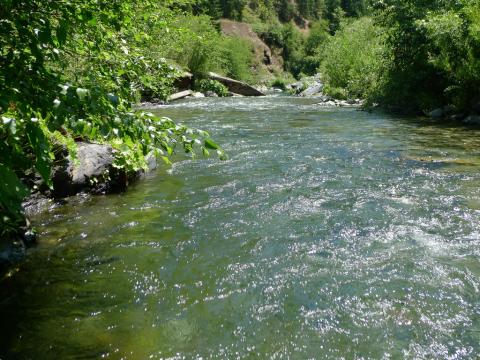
[1,97,479,359]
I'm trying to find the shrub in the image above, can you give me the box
[372,0,480,113]
[320,17,384,99]
[271,78,288,90]
[195,79,229,97]
[163,15,224,78]
[220,36,254,82]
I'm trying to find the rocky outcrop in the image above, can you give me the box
[170,71,264,99]
[209,72,265,96]
[288,74,324,97]
[49,141,151,198]
[299,83,324,97]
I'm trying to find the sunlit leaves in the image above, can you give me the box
[0,0,224,235]
[76,88,89,101]
[204,138,220,150]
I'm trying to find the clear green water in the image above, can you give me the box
[1,97,480,359]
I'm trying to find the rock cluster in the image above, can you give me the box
[427,102,480,125]
[287,74,324,97]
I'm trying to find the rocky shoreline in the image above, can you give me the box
[163,72,364,108]
[0,142,159,273]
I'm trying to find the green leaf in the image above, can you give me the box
[88,17,97,26]
[26,122,53,188]
[161,156,172,165]
[204,139,220,150]
[76,87,89,101]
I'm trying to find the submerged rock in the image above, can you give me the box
[23,192,52,217]
[0,237,25,272]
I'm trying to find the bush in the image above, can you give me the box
[320,17,384,99]
[163,15,224,78]
[220,36,254,82]
[163,16,255,82]
[372,0,480,113]
[195,79,229,97]
[271,78,287,90]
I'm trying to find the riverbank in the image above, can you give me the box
[1,142,160,273]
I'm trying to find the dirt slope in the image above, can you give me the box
[219,19,283,76]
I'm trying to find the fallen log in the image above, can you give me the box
[167,90,193,102]
[208,72,265,96]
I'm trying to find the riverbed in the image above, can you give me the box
[1,97,479,358]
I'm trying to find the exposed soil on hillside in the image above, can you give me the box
[219,19,283,76]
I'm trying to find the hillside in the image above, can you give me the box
[219,19,284,77]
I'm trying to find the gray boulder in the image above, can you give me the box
[72,143,114,185]
[429,108,444,119]
[52,142,117,197]
[167,90,193,102]
[228,92,244,97]
[428,105,457,119]
[299,82,324,97]
[256,85,269,93]
[463,115,480,125]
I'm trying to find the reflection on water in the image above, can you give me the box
[1,97,479,359]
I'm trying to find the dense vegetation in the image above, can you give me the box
[0,0,226,237]
[372,0,480,113]
[206,0,480,114]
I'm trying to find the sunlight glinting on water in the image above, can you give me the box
[1,97,479,359]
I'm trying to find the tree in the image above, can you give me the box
[0,0,221,236]
[371,0,471,112]
[277,0,296,22]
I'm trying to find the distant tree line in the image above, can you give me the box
[191,0,371,22]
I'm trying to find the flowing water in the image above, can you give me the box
[1,97,479,359]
